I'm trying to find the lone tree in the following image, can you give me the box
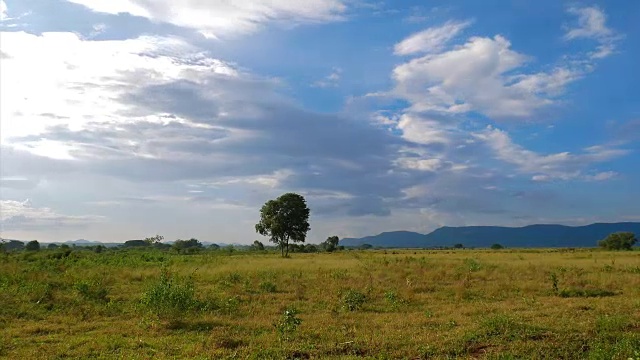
[255,193,310,257]
[599,232,637,251]
[252,240,265,251]
[144,235,164,245]
[322,236,340,252]
[25,240,40,251]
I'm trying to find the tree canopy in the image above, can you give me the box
[25,240,40,251]
[255,193,310,257]
[322,236,340,252]
[598,232,637,250]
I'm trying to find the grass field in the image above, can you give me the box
[1,247,639,359]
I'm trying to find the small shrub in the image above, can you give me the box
[227,272,242,283]
[140,267,200,321]
[259,281,277,293]
[464,258,482,272]
[74,280,108,302]
[491,243,504,250]
[342,289,366,311]
[274,307,302,340]
[385,290,405,310]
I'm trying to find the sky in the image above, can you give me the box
[0,0,639,244]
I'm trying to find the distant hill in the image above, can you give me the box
[340,222,640,248]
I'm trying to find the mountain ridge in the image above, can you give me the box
[340,222,640,248]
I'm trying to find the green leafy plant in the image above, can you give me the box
[342,289,366,311]
[140,266,200,321]
[385,290,405,310]
[464,258,482,272]
[274,307,302,340]
[74,279,108,302]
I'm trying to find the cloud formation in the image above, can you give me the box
[0,2,634,242]
[65,0,348,38]
[473,127,628,181]
[394,20,471,55]
[392,35,584,118]
[1,199,104,231]
[564,6,620,59]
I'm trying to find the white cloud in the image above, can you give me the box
[475,126,627,181]
[396,114,453,145]
[1,0,7,19]
[394,20,471,56]
[66,0,348,38]
[395,157,443,172]
[565,6,613,41]
[0,199,105,231]
[584,171,618,182]
[390,7,622,119]
[564,6,620,59]
[392,35,583,118]
[0,31,238,147]
[1,29,402,224]
[198,170,294,189]
[312,67,342,88]
[88,23,108,38]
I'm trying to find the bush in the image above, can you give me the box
[259,281,277,293]
[491,243,504,250]
[598,232,637,251]
[342,289,366,311]
[74,280,109,302]
[173,238,203,252]
[140,267,200,321]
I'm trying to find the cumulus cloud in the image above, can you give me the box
[65,0,348,38]
[0,199,104,231]
[564,6,621,59]
[388,6,622,119]
[392,35,586,118]
[394,20,471,55]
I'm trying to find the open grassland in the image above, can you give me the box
[1,248,639,359]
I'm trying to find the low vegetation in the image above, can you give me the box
[1,246,639,359]
[599,232,638,250]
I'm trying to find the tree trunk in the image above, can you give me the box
[285,238,289,257]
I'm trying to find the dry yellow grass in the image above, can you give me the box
[1,248,639,359]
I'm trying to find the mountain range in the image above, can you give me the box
[339,222,640,248]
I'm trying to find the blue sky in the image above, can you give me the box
[1,0,639,243]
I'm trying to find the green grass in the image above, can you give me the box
[0,248,639,359]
